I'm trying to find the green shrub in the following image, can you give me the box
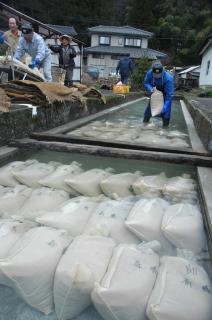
[130,57,151,91]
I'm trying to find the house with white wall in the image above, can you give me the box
[199,34,212,88]
[84,25,167,78]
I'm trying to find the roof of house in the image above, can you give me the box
[47,24,77,36]
[84,45,167,60]
[179,66,200,74]
[198,34,212,55]
[87,25,153,38]
[0,2,84,45]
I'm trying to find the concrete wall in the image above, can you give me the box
[199,46,212,88]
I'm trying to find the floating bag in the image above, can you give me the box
[150,90,164,117]
[92,243,159,320]
[147,256,212,320]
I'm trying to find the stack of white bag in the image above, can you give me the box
[100,172,140,199]
[132,173,167,198]
[18,187,69,220]
[83,199,140,244]
[163,174,196,202]
[65,168,114,196]
[39,161,83,194]
[147,256,212,320]
[161,203,206,254]
[0,185,32,217]
[0,226,72,315]
[36,196,99,236]
[12,160,60,188]
[125,198,175,254]
[92,243,160,320]
[150,89,164,117]
[54,235,116,320]
[0,160,36,187]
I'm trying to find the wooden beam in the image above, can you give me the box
[10,138,212,167]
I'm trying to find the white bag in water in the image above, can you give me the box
[18,187,69,220]
[100,172,140,199]
[83,199,139,244]
[163,174,196,201]
[146,256,212,320]
[0,227,72,315]
[161,203,206,254]
[0,219,36,260]
[92,243,159,320]
[36,196,99,236]
[39,162,83,194]
[126,198,174,254]
[65,168,114,197]
[150,90,164,117]
[0,185,32,216]
[13,161,60,188]
[132,173,167,197]
[54,235,116,320]
[0,160,35,187]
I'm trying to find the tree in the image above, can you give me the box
[131,58,151,90]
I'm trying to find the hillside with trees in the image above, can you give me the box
[2,0,212,65]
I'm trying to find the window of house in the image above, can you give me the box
[111,55,127,60]
[99,36,110,45]
[206,60,210,75]
[118,38,123,46]
[125,38,141,47]
[92,53,104,59]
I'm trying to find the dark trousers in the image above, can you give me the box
[64,67,74,87]
[120,74,129,84]
[143,102,171,127]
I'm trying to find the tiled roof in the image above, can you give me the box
[84,46,167,59]
[87,25,153,38]
[47,24,77,36]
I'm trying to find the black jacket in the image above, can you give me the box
[49,44,76,68]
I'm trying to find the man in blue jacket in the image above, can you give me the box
[116,56,133,84]
[143,61,174,126]
[14,23,52,82]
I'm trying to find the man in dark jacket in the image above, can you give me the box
[116,56,133,84]
[49,34,76,87]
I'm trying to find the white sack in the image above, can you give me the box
[92,243,159,320]
[54,235,116,320]
[84,199,139,244]
[163,174,196,201]
[150,90,164,117]
[0,227,72,314]
[100,172,140,199]
[13,161,60,188]
[0,160,35,187]
[18,187,69,220]
[126,198,174,254]
[147,256,212,320]
[39,161,83,194]
[161,203,206,253]
[0,185,32,216]
[132,173,167,197]
[0,219,36,260]
[65,168,114,197]
[36,196,99,236]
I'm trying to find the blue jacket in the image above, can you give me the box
[144,69,174,110]
[116,57,133,76]
[15,32,51,62]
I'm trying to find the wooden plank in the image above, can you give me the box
[30,131,209,157]
[10,138,212,167]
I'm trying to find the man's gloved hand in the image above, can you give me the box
[161,100,171,115]
[28,58,41,69]
[0,33,4,45]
